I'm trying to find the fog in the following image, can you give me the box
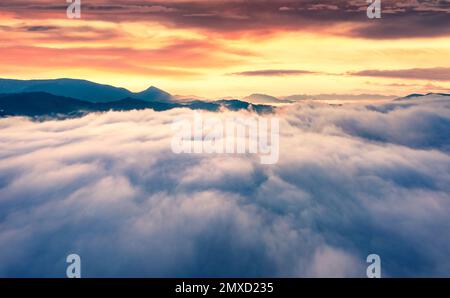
[1,97,450,277]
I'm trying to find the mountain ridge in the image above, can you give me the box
[0,78,172,103]
[0,92,273,118]
[395,92,450,101]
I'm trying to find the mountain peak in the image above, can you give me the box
[142,86,162,92]
[135,86,172,102]
[244,93,293,104]
[0,78,173,103]
[396,93,450,101]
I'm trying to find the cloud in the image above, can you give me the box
[307,4,339,11]
[283,93,397,101]
[1,0,449,39]
[349,13,450,39]
[0,37,252,77]
[366,81,450,92]
[146,5,179,13]
[350,67,450,81]
[25,26,58,32]
[279,7,296,12]
[1,96,450,277]
[231,69,318,77]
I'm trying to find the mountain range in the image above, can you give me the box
[0,78,172,103]
[1,78,448,118]
[0,78,273,118]
[395,93,450,100]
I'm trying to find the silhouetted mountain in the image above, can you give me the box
[244,93,292,104]
[184,100,221,111]
[0,92,182,117]
[216,99,273,113]
[134,86,172,103]
[395,93,450,101]
[0,92,94,116]
[0,92,273,118]
[0,78,173,103]
[95,98,181,112]
[184,99,273,113]
[405,93,425,99]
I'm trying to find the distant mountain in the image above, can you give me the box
[0,92,273,118]
[0,92,180,117]
[0,92,94,116]
[0,78,172,103]
[404,93,425,99]
[244,93,291,104]
[216,99,273,113]
[173,94,208,102]
[133,86,172,102]
[282,94,309,101]
[283,94,397,101]
[395,93,450,101]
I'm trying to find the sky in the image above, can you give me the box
[0,0,449,97]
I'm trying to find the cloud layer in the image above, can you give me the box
[1,0,449,96]
[1,96,450,277]
[231,69,319,77]
[2,0,449,39]
[350,67,450,81]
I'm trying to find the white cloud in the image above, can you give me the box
[1,97,450,277]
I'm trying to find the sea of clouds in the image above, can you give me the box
[1,96,450,277]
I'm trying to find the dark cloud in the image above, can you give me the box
[349,13,450,39]
[25,26,58,32]
[350,67,450,81]
[0,24,123,42]
[1,0,449,39]
[231,69,318,76]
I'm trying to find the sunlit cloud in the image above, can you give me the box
[0,0,449,96]
[230,69,319,77]
[350,67,450,81]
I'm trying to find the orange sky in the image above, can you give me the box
[1,0,449,97]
